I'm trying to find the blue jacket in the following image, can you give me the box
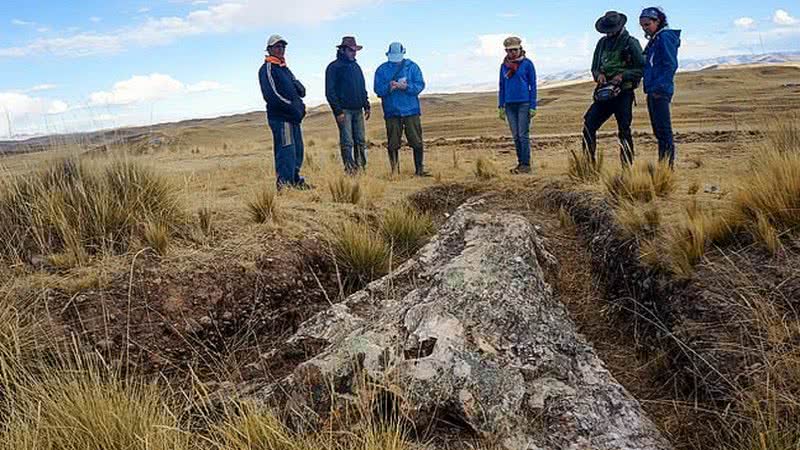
[325,52,370,116]
[373,59,425,118]
[258,61,306,124]
[643,29,681,97]
[498,58,537,109]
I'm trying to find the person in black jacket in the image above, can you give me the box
[325,36,371,174]
[259,34,309,189]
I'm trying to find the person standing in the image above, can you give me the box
[640,7,681,169]
[582,11,644,167]
[325,36,371,175]
[373,42,430,176]
[498,36,537,174]
[258,34,309,189]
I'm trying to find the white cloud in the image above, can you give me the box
[0,92,68,117]
[734,17,755,29]
[1,0,385,58]
[773,9,797,26]
[90,16,103,23]
[11,19,34,26]
[138,7,151,13]
[36,27,50,33]
[28,84,58,92]
[89,73,224,106]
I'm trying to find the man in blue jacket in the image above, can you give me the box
[640,7,681,168]
[325,36,371,175]
[374,42,430,176]
[258,34,309,189]
[498,36,537,174]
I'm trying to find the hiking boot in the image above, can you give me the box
[415,170,432,178]
[294,180,314,191]
[510,164,531,174]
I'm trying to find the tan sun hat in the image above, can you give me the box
[503,36,522,50]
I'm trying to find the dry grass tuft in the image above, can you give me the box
[380,204,434,258]
[474,156,499,180]
[665,202,733,276]
[143,221,170,255]
[329,176,362,204]
[558,206,575,229]
[198,207,213,236]
[688,181,700,195]
[1,367,188,449]
[329,221,390,290]
[615,201,660,237]
[604,160,675,203]
[246,187,279,223]
[0,158,185,264]
[567,147,604,182]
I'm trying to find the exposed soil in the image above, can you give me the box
[42,239,339,381]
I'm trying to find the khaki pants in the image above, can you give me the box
[385,115,424,174]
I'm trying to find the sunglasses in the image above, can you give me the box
[505,48,520,52]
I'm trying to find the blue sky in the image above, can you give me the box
[1,0,798,137]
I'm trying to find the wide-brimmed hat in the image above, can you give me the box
[337,36,363,51]
[503,36,522,50]
[265,34,287,49]
[386,42,405,62]
[595,11,627,34]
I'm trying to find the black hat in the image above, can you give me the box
[595,11,627,34]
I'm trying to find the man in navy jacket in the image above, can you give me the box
[325,36,371,174]
[258,34,309,189]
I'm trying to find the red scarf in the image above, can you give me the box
[503,50,527,79]
[265,55,286,67]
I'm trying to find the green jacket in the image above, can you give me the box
[591,30,644,91]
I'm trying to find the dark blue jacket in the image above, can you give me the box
[259,61,306,123]
[374,59,425,118]
[498,58,537,109]
[325,52,370,116]
[643,29,681,97]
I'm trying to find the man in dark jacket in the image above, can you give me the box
[325,36,371,174]
[582,11,644,167]
[258,34,309,189]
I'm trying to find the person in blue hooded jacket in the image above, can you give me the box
[374,42,430,176]
[258,34,309,189]
[498,36,537,174]
[640,7,681,168]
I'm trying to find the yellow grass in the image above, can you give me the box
[0,158,185,265]
[246,187,279,224]
[329,220,390,290]
[380,204,434,258]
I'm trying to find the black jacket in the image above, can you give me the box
[325,52,370,116]
[259,61,306,123]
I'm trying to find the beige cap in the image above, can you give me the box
[503,36,522,50]
[266,34,287,49]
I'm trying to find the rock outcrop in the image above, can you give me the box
[257,199,672,450]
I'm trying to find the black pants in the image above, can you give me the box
[582,89,635,166]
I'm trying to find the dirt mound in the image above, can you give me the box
[543,184,800,433]
[47,239,339,380]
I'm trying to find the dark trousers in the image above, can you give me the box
[337,109,367,174]
[582,89,635,166]
[504,102,531,167]
[647,93,676,168]
[268,118,304,188]
[385,115,424,174]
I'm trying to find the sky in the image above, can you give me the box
[0,0,799,138]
